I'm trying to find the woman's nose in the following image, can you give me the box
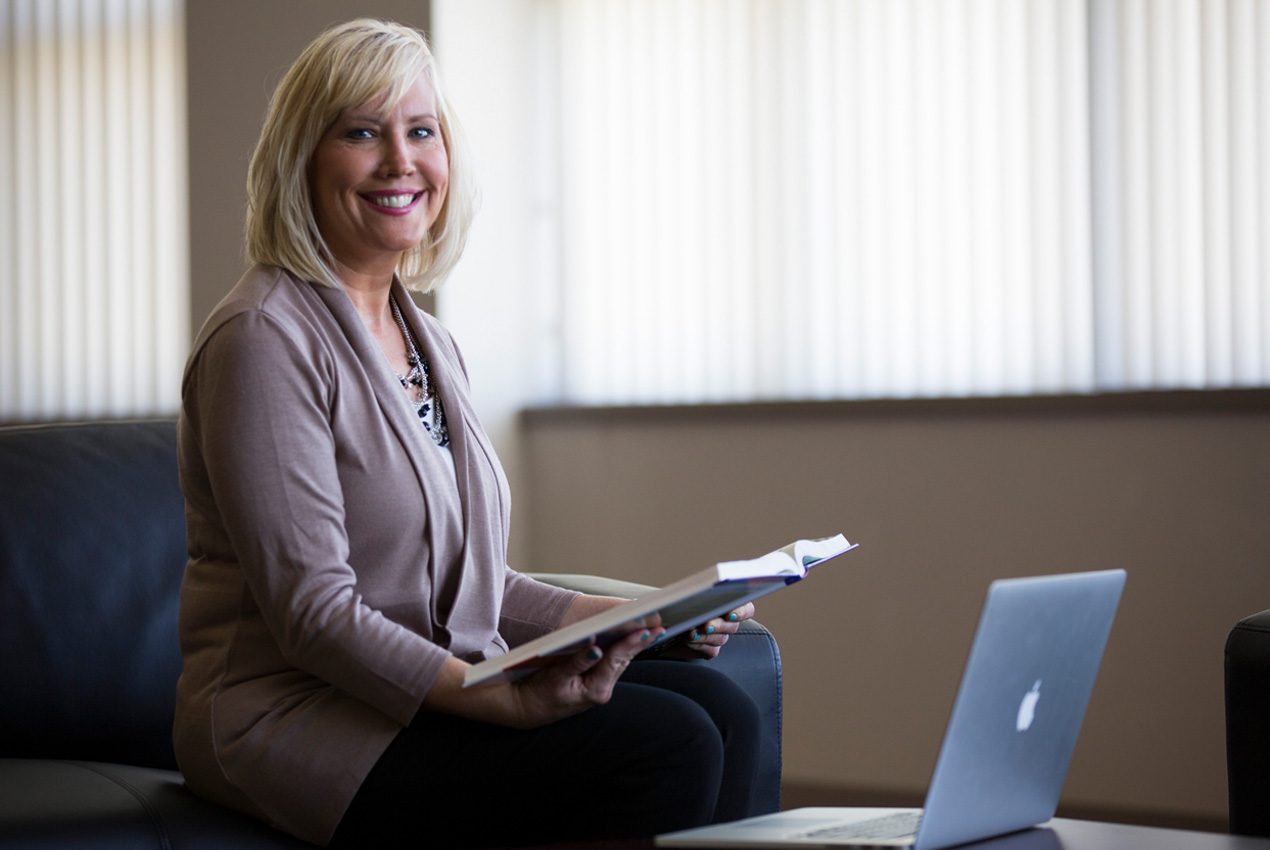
[379,134,415,176]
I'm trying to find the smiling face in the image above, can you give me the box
[309,72,449,282]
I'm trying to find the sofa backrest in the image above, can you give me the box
[0,419,184,769]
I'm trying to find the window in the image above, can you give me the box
[0,0,187,422]
[534,0,1270,404]
[1090,0,1270,390]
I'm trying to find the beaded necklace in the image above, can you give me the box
[389,295,450,448]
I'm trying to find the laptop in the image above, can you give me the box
[656,569,1126,849]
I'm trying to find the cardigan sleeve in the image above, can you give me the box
[498,568,580,648]
[185,309,448,726]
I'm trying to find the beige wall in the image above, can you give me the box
[185,0,430,334]
[521,392,1270,828]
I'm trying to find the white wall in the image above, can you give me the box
[431,0,562,567]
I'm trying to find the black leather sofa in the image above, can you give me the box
[1226,609,1270,838]
[0,419,784,848]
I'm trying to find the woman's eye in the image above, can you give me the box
[345,128,374,140]
[410,126,436,140]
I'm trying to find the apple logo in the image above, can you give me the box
[1016,680,1042,732]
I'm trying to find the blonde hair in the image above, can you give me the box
[245,19,476,291]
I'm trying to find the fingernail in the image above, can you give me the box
[641,631,651,642]
[706,626,715,634]
[728,612,739,622]
[587,647,602,660]
[691,630,700,641]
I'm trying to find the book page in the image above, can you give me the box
[789,534,854,567]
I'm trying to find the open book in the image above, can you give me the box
[465,534,858,687]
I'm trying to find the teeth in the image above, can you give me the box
[369,193,416,208]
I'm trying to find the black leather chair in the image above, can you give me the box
[0,419,783,848]
[1225,608,1270,838]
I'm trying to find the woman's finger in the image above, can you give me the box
[688,621,732,643]
[591,627,661,671]
[583,627,662,696]
[566,641,605,675]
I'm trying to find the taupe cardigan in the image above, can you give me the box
[174,265,578,846]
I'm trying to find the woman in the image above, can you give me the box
[175,18,760,849]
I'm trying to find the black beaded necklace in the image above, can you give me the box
[389,295,450,448]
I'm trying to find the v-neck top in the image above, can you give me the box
[174,265,578,846]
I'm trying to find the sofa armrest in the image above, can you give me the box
[1226,608,1270,837]
[530,573,783,814]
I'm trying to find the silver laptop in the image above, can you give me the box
[657,569,1126,850]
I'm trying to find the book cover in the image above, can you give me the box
[464,534,857,687]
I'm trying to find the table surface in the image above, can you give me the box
[516,817,1270,850]
[959,818,1270,850]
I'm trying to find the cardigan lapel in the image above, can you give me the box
[390,282,509,652]
[311,281,432,467]
[310,281,471,640]
[311,277,506,655]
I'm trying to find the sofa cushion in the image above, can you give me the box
[0,421,185,769]
[0,759,311,848]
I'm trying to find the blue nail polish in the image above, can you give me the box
[706,626,715,635]
[728,612,739,622]
[691,630,700,641]
[641,631,651,641]
[587,647,601,661]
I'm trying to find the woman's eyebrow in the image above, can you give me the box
[340,110,438,124]
[338,110,381,124]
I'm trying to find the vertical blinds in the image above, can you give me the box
[554,0,1270,404]
[0,0,187,422]
[1091,0,1270,389]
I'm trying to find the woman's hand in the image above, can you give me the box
[509,625,663,727]
[422,624,662,729]
[666,602,756,661]
[561,594,756,661]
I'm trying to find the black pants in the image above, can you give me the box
[330,659,762,848]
